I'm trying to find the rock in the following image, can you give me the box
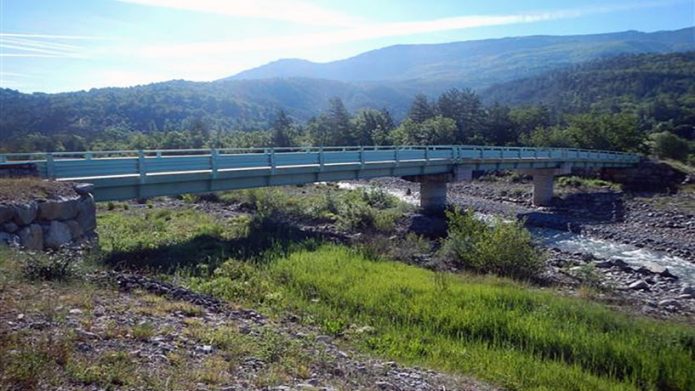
[197,345,213,354]
[680,286,694,295]
[18,224,44,251]
[375,381,398,390]
[637,262,678,278]
[76,195,97,232]
[16,314,24,321]
[44,221,72,249]
[594,258,629,269]
[73,183,94,196]
[13,202,37,225]
[65,220,83,240]
[0,205,15,225]
[0,232,19,246]
[69,308,83,315]
[658,299,679,307]
[2,222,19,233]
[677,294,693,300]
[628,280,649,290]
[38,198,79,221]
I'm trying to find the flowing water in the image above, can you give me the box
[336,181,695,284]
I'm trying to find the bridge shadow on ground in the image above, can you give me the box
[101,216,342,273]
[519,191,626,233]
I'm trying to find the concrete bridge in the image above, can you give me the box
[0,146,640,211]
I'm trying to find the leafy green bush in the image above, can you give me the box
[441,208,542,280]
[650,131,691,162]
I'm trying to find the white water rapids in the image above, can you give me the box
[335,181,695,284]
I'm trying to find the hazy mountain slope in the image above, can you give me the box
[0,78,412,139]
[230,28,695,88]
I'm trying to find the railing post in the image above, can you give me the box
[360,146,365,168]
[138,150,146,184]
[270,148,276,175]
[85,152,93,160]
[46,153,55,179]
[395,147,400,167]
[211,149,219,179]
[0,155,6,163]
[425,146,430,165]
[319,147,325,171]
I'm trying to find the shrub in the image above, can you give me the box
[22,251,77,280]
[441,208,543,280]
[650,131,690,162]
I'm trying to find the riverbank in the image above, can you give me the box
[340,177,695,320]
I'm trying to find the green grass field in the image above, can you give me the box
[190,246,695,391]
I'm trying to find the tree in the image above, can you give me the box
[484,103,516,145]
[650,131,690,161]
[326,97,352,145]
[408,94,436,123]
[271,109,293,147]
[436,88,484,142]
[350,109,396,146]
[391,116,457,145]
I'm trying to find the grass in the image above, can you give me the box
[0,177,77,203]
[557,176,622,191]
[190,245,695,391]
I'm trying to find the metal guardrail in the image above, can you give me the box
[0,145,640,181]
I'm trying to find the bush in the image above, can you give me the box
[441,208,542,280]
[22,251,77,280]
[650,131,690,162]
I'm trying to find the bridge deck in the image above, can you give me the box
[0,145,640,201]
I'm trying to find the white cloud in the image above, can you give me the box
[0,33,100,58]
[117,0,360,27]
[134,10,581,58]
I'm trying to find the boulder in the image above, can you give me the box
[18,224,44,251]
[2,222,19,233]
[73,183,94,196]
[65,219,84,240]
[76,195,97,232]
[0,205,14,225]
[628,280,649,290]
[0,232,19,246]
[44,221,72,249]
[13,202,37,225]
[38,197,79,221]
[636,262,678,279]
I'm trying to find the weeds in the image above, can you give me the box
[440,208,543,280]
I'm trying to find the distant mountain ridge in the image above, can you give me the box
[1,27,694,139]
[229,27,695,89]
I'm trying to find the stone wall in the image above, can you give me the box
[0,184,97,250]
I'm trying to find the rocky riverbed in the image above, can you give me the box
[351,177,695,320]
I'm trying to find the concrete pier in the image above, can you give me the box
[532,174,555,206]
[420,180,448,213]
[521,165,571,206]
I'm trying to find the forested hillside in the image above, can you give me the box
[482,51,695,139]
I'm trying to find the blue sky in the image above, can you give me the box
[1,0,693,93]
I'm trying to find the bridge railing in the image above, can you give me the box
[0,145,640,180]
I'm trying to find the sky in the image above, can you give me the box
[1,0,693,93]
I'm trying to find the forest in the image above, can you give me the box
[1,52,693,163]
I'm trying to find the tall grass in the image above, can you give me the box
[193,245,695,390]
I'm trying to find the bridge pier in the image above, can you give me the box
[520,165,571,206]
[405,167,473,214]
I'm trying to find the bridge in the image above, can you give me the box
[0,146,640,211]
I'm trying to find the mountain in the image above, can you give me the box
[1,28,694,140]
[230,28,695,89]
